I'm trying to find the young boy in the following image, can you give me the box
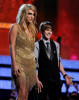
[34,21,73,100]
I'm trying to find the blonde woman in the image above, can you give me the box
[9,4,42,100]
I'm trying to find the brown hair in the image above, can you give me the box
[39,21,54,35]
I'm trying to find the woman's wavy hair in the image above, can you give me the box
[16,4,37,36]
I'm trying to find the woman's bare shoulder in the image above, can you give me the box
[11,23,18,30]
[9,23,19,34]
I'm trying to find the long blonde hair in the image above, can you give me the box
[16,4,37,36]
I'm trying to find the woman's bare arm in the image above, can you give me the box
[9,24,20,75]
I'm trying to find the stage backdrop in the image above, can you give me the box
[0,0,79,60]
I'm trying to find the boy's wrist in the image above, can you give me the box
[63,74,67,79]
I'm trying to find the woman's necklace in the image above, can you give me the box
[25,29,32,37]
[25,29,29,34]
[23,22,32,37]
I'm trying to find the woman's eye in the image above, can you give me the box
[27,13,35,16]
[28,13,32,15]
[33,14,35,16]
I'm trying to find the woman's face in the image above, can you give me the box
[26,9,35,23]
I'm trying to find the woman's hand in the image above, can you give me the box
[12,65,20,77]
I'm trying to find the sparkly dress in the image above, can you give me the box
[13,24,36,91]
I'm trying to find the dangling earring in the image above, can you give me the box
[23,21,29,34]
[23,21,26,29]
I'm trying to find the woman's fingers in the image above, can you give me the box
[18,69,20,73]
[13,69,20,77]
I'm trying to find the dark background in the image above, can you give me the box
[0,0,79,60]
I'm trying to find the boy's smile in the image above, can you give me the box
[43,28,53,40]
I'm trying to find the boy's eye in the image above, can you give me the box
[46,28,52,32]
[46,29,50,31]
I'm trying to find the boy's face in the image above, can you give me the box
[43,28,53,40]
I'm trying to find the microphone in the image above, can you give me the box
[56,36,61,43]
[56,36,61,69]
